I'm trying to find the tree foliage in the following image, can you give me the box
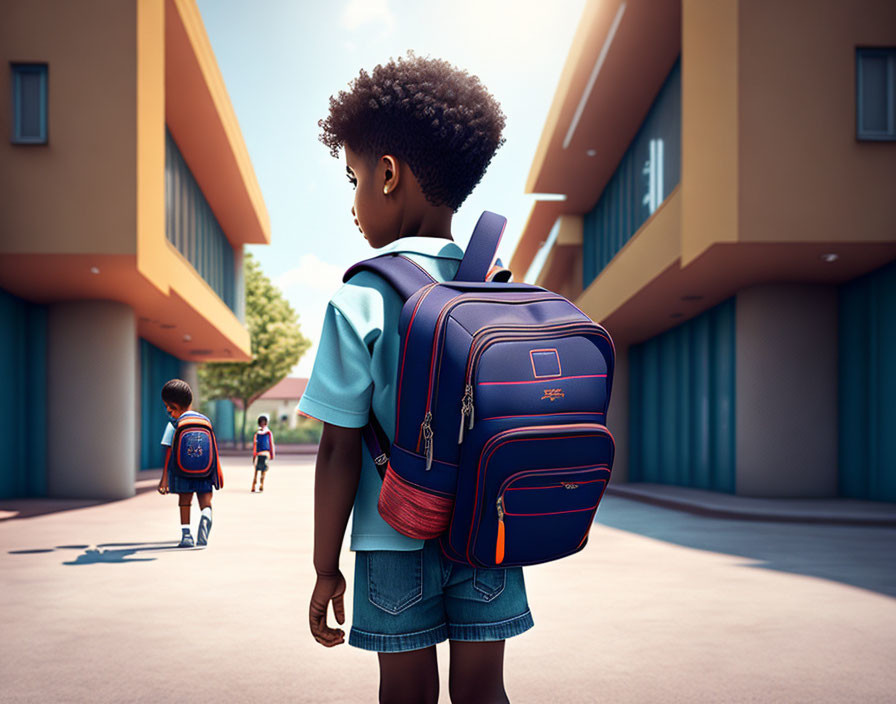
[199,252,310,447]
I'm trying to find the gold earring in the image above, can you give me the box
[383,186,389,195]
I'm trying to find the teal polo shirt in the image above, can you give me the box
[298,236,465,551]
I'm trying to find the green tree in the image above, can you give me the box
[199,252,310,448]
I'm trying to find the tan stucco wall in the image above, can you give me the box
[137,0,168,292]
[681,0,739,267]
[577,187,682,324]
[738,0,896,246]
[0,0,137,255]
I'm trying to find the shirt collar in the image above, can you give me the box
[376,236,464,260]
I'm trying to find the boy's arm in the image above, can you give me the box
[158,447,171,494]
[270,431,275,460]
[309,422,362,648]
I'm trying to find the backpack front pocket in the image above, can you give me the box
[175,428,213,476]
[493,466,609,566]
[456,423,614,568]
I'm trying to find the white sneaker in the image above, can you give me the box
[196,514,212,546]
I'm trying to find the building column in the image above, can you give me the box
[735,284,838,497]
[180,361,200,408]
[47,301,136,499]
[607,344,629,484]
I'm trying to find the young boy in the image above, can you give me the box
[251,414,275,493]
[157,379,221,548]
[299,54,531,703]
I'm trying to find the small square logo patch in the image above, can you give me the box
[530,349,561,378]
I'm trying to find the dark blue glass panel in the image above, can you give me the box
[583,59,681,287]
[164,129,238,312]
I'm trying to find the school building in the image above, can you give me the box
[247,377,309,430]
[511,0,896,500]
[0,0,269,499]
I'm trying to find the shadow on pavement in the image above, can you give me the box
[597,496,896,598]
[7,541,191,565]
[63,544,190,565]
[0,483,162,524]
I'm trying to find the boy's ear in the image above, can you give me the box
[381,155,399,195]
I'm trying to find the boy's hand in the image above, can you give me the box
[157,478,168,495]
[309,571,346,647]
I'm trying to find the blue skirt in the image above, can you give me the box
[167,468,217,494]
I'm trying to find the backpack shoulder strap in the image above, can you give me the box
[342,253,437,475]
[343,253,436,302]
[453,211,507,283]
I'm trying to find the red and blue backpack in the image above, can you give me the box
[346,211,615,568]
[167,412,223,487]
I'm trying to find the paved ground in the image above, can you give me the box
[2,456,895,703]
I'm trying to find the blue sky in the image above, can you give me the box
[196,0,586,375]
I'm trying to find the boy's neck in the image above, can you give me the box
[395,205,454,241]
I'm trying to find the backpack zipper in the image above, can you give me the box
[458,323,611,442]
[414,293,559,465]
[493,466,607,565]
[457,321,587,443]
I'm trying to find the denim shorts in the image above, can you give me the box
[167,468,216,494]
[349,539,534,653]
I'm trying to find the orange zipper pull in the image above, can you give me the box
[495,496,505,565]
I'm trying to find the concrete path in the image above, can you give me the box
[2,456,895,703]
[606,482,896,526]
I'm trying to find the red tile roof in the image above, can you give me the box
[258,377,308,400]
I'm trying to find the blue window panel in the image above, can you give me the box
[629,298,736,492]
[838,259,896,500]
[139,339,182,470]
[11,63,48,144]
[0,289,47,498]
[856,48,896,141]
[164,128,239,312]
[583,59,681,287]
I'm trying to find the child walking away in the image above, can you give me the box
[157,379,223,548]
[251,414,275,492]
[299,53,531,703]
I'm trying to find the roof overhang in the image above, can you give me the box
[513,0,680,279]
[0,251,250,361]
[165,0,270,247]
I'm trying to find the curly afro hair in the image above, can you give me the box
[319,52,506,212]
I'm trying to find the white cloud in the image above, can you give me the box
[340,0,395,33]
[275,254,345,297]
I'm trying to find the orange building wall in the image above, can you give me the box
[680,0,739,267]
[738,0,896,245]
[0,0,138,255]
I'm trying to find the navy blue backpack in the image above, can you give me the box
[167,412,223,487]
[346,212,615,567]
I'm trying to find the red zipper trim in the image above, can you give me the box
[479,374,607,386]
[504,478,607,493]
[479,411,605,422]
[496,463,611,497]
[504,502,603,518]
